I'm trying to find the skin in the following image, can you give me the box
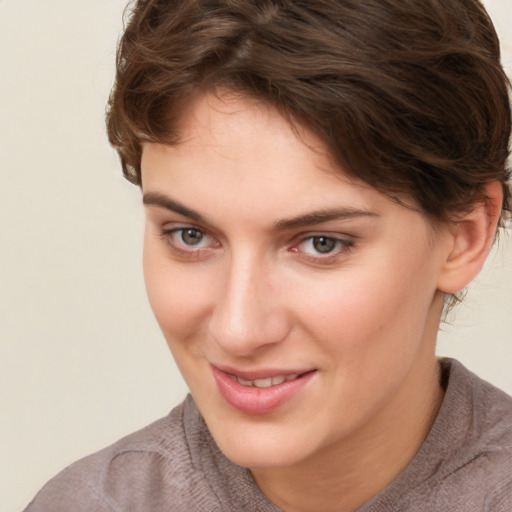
[140,91,495,512]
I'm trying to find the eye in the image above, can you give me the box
[178,228,206,247]
[292,235,354,262]
[308,236,338,254]
[160,225,219,258]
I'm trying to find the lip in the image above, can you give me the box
[211,364,316,415]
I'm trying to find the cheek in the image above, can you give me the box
[143,243,213,342]
[293,250,438,359]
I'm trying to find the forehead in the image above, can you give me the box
[143,90,362,190]
[173,91,328,162]
[145,93,363,193]
[140,91,431,234]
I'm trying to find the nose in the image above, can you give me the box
[208,251,291,357]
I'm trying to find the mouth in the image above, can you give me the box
[230,372,303,388]
[211,365,316,415]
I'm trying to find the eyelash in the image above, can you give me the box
[159,226,218,259]
[291,235,355,264]
[159,226,355,263]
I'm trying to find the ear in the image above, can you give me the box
[437,181,503,294]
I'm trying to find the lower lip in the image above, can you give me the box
[211,366,316,415]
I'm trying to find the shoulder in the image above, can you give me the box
[443,358,512,459]
[23,397,224,512]
[396,359,512,512]
[438,359,512,510]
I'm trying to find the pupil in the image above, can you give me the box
[313,237,336,253]
[182,229,203,245]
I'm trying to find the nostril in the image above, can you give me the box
[208,307,291,355]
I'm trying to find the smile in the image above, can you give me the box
[212,365,316,414]
[233,373,301,388]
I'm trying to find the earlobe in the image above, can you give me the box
[437,181,503,294]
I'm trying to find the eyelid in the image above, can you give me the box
[157,222,355,264]
[160,223,220,259]
[290,232,355,263]
[292,230,356,246]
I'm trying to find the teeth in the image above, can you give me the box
[254,378,272,388]
[236,374,300,388]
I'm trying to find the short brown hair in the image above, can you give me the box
[106,0,511,224]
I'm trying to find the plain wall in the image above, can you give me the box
[0,1,510,510]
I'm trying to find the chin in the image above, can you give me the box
[206,415,314,469]
[221,440,305,469]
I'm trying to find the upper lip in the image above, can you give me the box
[212,363,316,381]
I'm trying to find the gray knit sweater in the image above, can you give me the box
[24,359,512,511]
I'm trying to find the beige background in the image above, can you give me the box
[0,1,511,510]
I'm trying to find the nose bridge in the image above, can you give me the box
[209,248,288,355]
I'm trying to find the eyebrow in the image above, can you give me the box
[143,192,378,229]
[143,193,207,223]
[274,208,378,230]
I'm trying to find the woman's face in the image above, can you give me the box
[141,92,448,469]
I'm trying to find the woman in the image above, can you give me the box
[25,0,512,510]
